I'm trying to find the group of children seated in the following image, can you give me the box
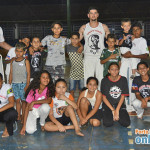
[0,19,149,137]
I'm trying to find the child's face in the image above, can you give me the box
[15,48,25,58]
[121,22,131,33]
[31,38,41,50]
[55,81,67,95]
[88,9,99,21]
[86,79,98,92]
[40,73,50,86]
[21,38,30,47]
[71,35,79,46]
[132,27,142,38]
[108,65,119,77]
[106,38,116,49]
[52,24,63,36]
[137,64,149,76]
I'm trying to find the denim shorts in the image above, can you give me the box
[12,83,26,101]
[69,79,84,91]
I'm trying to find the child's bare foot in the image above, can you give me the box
[41,126,45,131]
[2,128,9,138]
[75,130,84,137]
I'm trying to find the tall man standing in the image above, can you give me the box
[79,7,110,86]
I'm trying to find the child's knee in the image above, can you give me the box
[40,104,50,114]
[80,97,88,105]
[26,128,36,134]
[90,119,101,127]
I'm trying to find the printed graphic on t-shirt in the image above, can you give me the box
[31,52,41,72]
[88,34,100,54]
[54,102,67,116]
[124,35,132,47]
[109,86,122,99]
[139,85,150,98]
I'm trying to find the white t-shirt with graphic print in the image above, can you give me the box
[0,84,14,108]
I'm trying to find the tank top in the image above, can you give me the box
[83,22,105,59]
[12,59,27,83]
[84,89,97,108]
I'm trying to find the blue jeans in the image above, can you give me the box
[69,79,84,91]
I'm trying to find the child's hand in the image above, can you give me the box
[113,110,119,121]
[28,102,34,111]
[109,53,117,59]
[131,35,135,41]
[10,57,16,63]
[123,34,127,41]
[29,46,34,55]
[58,124,66,132]
[80,117,88,125]
[77,47,83,53]
[20,126,26,135]
[58,94,67,101]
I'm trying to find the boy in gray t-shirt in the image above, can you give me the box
[41,22,70,81]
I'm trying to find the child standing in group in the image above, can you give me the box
[77,77,102,127]
[119,19,137,79]
[41,22,82,81]
[41,22,70,81]
[44,78,84,136]
[26,37,47,80]
[100,34,121,77]
[101,62,130,127]
[20,70,55,135]
[65,32,84,97]
[5,36,30,83]
[9,42,30,123]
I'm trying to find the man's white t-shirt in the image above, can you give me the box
[0,84,14,108]
[0,27,4,42]
[5,47,16,76]
[131,37,149,63]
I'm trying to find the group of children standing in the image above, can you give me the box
[0,19,149,137]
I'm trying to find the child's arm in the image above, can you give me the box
[100,53,117,64]
[28,97,52,111]
[20,103,30,135]
[119,34,127,46]
[79,24,86,41]
[85,91,102,121]
[122,51,148,59]
[9,61,13,84]
[0,96,14,112]
[24,59,30,92]
[4,57,16,64]
[58,94,77,110]
[77,42,84,53]
[49,108,66,132]
[102,24,110,38]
